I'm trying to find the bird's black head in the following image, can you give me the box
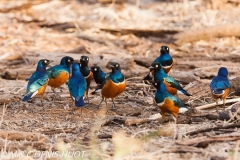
[149,62,161,71]
[152,81,167,91]
[110,62,121,72]
[80,56,89,66]
[160,46,170,55]
[91,66,100,74]
[152,81,160,89]
[64,56,74,66]
[39,59,53,67]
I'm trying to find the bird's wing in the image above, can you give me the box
[164,76,184,90]
[25,73,48,97]
[47,65,67,79]
[210,77,230,89]
[168,94,187,108]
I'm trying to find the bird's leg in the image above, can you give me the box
[52,88,61,100]
[40,96,45,111]
[172,116,177,139]
[69,98,75,115]
[80,108,82,117]
[106,99,110,114]
[215,98,219,113]
[111,98,116,109]
[86,95,89,106]
[97,98,104,109]
[223,98,226,109]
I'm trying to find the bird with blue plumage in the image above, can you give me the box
[210,67,230,111]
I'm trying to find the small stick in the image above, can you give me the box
[125,113,162,126]
[196,98,240,110]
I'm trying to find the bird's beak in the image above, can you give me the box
[81,59,86,61]
[149,66,154,69]
[110,65,114,68]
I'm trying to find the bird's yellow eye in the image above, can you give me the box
[116,64,118,67]
[68,59,70,62]
[155,83,157,85]
[156,65,158,67]
[44,60,47,63]
[166,47,168,50]
[94,68,97,71]
[86,58,88,61]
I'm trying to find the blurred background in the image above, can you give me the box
[0,0,240,80]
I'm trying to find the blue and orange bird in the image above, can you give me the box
[68,63,87,115]
[210,67,230,111]
[150,62,191,96]
[90,66,109,94]
[144,46,175,80]
[152,81,188,122]
[80,56,93,105]
[98,62,126,109]
[47,56,74,97]
[22,59,53,107]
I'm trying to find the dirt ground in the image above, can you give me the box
[0,0,240,160]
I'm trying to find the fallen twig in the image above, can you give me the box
[125,113,161,126]
[0,131,44,141]
[186,123,240,136]
[177,132,240,147]
[196,98,240,110]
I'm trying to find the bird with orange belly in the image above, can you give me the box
[152,81,189,122]
[80,56,93,105]
[210,67,230,112]
[47,56,74,98]
[97,62,126,109]
[149,62,191,96]
[22,59,53,108]
[144,46,175,81]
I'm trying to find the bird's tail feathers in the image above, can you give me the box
[179,89,192,96]
[213,89,224,95]
[143,72,153,80]
[75,96,85,107]
[22,90,38,101]
[91,88,101,95]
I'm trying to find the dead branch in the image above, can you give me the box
[186,123,240,136]
[177,132,240,146]
[1,68,34,80]
[164,146,204,153]
[97,134,112,139]
[101,28,179,37]
[101,116,126,126]
[125,113,161,126]
[196,98,240,110]
[41,128,77,135]
[175,24,240,44]
[0,131,44,141]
